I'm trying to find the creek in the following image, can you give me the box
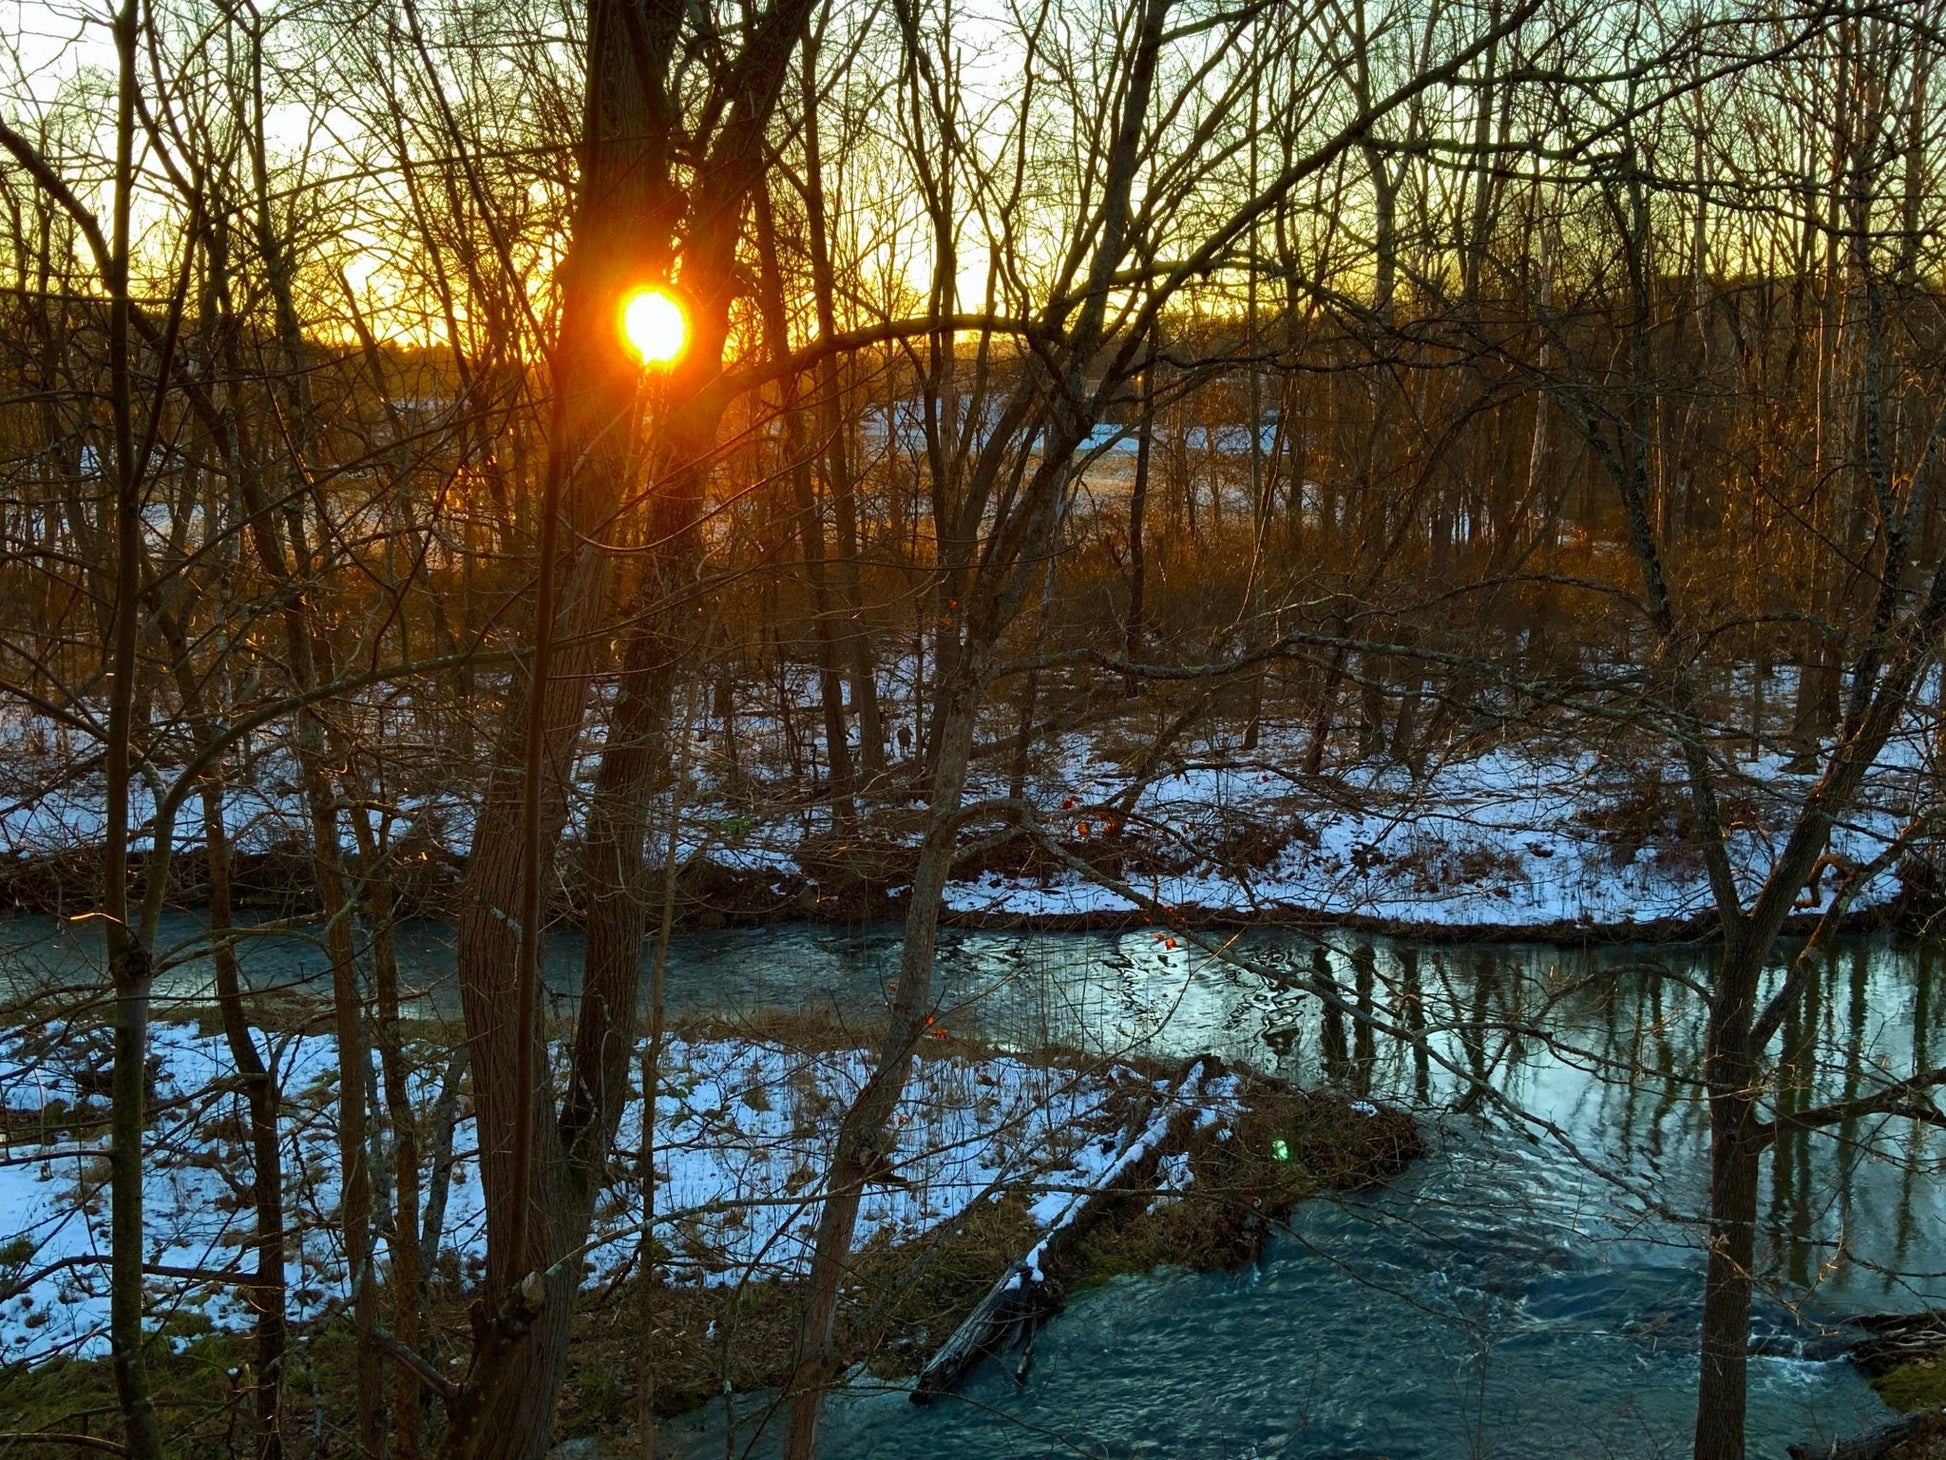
[3,913,1937,1456]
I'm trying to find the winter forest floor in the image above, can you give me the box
[1,665,1942,941]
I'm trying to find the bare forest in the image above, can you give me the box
[3,0,1946,1456]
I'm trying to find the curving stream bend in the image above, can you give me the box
[3,915,1937,1457]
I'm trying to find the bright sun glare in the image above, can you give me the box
[621,288,688,366]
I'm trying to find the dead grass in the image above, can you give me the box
[0,1007,1423,1452]
[559,1193,1043,1436]
[558,1072,1424,1446]
[1884,1414,1946,1460]
[1071,1079,1423,1283]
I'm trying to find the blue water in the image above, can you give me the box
[5,914,1934,1456]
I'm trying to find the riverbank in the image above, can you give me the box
[3,839,1937,949]
[4,714,1939,945]
[0,1005,1419,1442]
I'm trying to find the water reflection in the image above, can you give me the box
[3,913,1937,1455]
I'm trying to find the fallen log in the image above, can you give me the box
[1849,1311,1946,1376]
[911,1057,1216,1403]
[1787,1411,1946,1460]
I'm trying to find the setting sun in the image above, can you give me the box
[620,287,687,366]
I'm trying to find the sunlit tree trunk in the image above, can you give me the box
[801,31,886,784]
[753,182,855,823]
[445,2,816,1454]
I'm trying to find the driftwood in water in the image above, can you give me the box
[1787,1410,1946,1460]
[911,1058,1215,1403]
[908,1256,1040,1402]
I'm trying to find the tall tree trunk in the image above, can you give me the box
[446,538,616,1460]
[233,12,390,1432]
[783,667,980,1456]
[103,1,163,1446]
[802,33,885,784]
[444,0,666,1440]
[212,854,290,1458]
[753,182,854,823]
[190,726,287,1460]
[1008,492,1066,800]
[348,801,429,1459]
[1124,342,1155,696]
[784,1,1170,1444]
[445,0,818,1449]
[305,744,385,1455]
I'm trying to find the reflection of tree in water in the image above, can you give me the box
[1398,946,1430,1103]
[1893,942,1937,1278]
[1311,945,1349,1084]
[1261,937,1946,1331]
[1768,954,1814,1291]
[1350,943,1377,1096]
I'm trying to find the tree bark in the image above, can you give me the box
[446,2,818,1452]
[102,2,163,1446]
[783,667,980,1456]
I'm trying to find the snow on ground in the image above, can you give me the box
[0,1019,1231,1361]
[935,709,1941,929]
[2,660,1938,934]
[0,717,476,863]
[1012,1058,1236,1287]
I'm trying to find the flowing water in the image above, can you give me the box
[5,913,1940,1456]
